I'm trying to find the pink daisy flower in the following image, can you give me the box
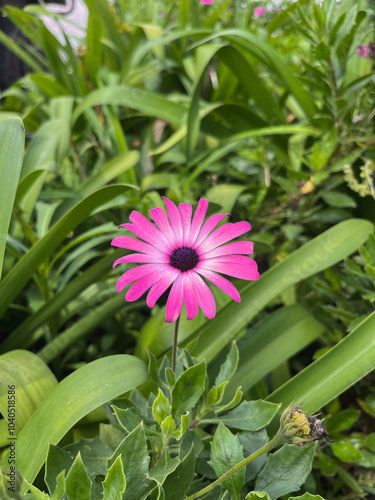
[201,0,213,4]
[254,7,266,17]
[112,198,259,323]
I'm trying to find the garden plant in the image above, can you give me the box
[0,0,374,498]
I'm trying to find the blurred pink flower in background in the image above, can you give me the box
[356,44,375,59]
[254,7,266,17]
[201,0,214,4]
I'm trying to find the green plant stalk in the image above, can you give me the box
[172,315,180,372]
[185,434,284,500]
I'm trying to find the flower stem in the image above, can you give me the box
[185,434,284,500]
[171,315,180,372]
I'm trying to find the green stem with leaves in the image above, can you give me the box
[185,433,284,500]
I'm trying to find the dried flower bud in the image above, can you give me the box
[277,402,333,446]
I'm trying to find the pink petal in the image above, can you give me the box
[197,256,259,280]
[113,253,169,268]
[190,272,216,319]
[146,268,181,308]
[193,213,230,248]
[163,197,183,246]
[128,211,171,252]
[149,207,176,246]
[201,241,254,258]
[121,222,169,253]
[111,236,156,254]
[196,268,241,302]
[116,264,164,292]
[183,272,199,320]
[198,221,251,254]
[187,198,208,246]
[165,274,184,323]
[125,271,163,302]
[179,203,192,245]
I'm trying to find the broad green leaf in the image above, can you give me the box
[320,191,356,208]
[108,422,149,500]
[324,409,360,434]
[181,219,373,364]
[209,422,244,500]
[71,86,186,128]
[172,361,206,419]
[267,312,375,430]
[147,453,180,485]
[38,295,139,363]
[206,400,280,431]
[0,185,132,318]
[102,455,126,500]
[163,445,196,500]
[0,117,24,279]
[0,350,57,435]
[0,249,123,353]
[255,444,316,498]
[239,430,269,482]
[223,304,326,399]
[152,389,172,425]
[65,453,91,500]
[3,355,148,494]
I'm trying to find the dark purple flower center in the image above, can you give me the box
[170,246,199,272]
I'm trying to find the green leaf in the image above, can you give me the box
[112,407,143,434]
[0,350,57,435]
[239,429,269,482]
[215,342,239,387]
[50,470,66,500]
[3,355,148,494]
[289,494,326,500]
[224,305,326,399]
[26,483,50,499]
[211,400,280,431]
[45,445,74,495]
[182,219,373,364]
[152,389,172,426]
[209,422,244,500]
[246,493,271,500]
[71,85,186,128]
[325,409,360,434]
[255,443,316,498]
[147,453,180,485]
[172,361,206,419]
[102,455,126,500]
[320,192,356,208]
[0,185,132,318]
[65,453,91,500]
[331,439,362,462]
[0,117,24,279]
[267,312,375,429]
[163,445,196,500]
[64,437,114,477]
[108,422,149,500]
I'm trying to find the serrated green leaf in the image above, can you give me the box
[65,453,91,500]
[152,389,172,425]
[148,453,180,485]
[172,361,206,419]
[64,437,114,477]
[108,422,149,500]
[209,422,244,500]
[102,455,126,500]
[210,400,280,431]
[215,342,239,387]
[45,445,74,495]
[255,444,316,498]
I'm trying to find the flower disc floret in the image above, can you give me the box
[170,246,199,272]
[112,197,260,323]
